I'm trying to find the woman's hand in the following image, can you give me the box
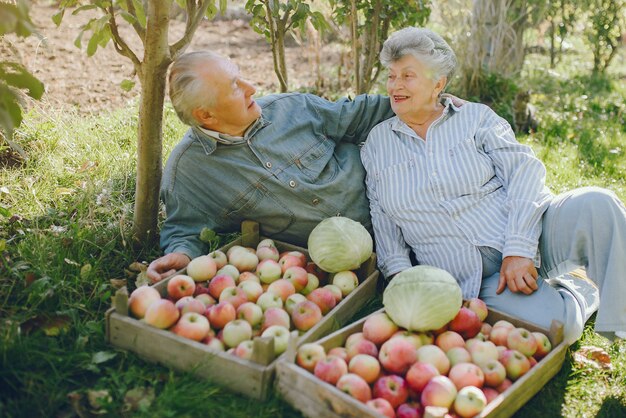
[147,252,191,283]
[496,256,539,295]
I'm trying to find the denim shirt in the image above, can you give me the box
[160,93,394,258]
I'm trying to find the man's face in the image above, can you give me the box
[196,58,262,136]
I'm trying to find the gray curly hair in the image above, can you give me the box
[169,51,222,127]
[380,27,457,85]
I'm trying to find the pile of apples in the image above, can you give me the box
[295,298,553,418]
[128,239,362,361]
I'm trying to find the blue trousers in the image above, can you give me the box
[478,187,626,344]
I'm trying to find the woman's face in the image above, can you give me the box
[386,54,444,120]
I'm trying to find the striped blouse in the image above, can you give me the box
[360,98,553,298]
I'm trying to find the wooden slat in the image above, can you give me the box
[275,307,568,418]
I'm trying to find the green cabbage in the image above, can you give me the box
[307,217,373,273]
[383,265,462,331]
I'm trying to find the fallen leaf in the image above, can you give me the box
[134,271,150,287]
[20,314,71,336]
[128,261,147,272]
[572,345,612,370]
[123,386,155,412]
[67,391,96,418]
[109,278,127,289]
[87,389,112,411]
[80,264,92,279]
[24,272,36,286]
[91,351,117,364]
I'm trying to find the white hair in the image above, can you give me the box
[168,51,222,126]
[380,27,457,85]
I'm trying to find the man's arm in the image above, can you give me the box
[147,252,191,283]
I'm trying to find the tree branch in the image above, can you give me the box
[108,6,141,73]
[170,0,210,58]
[125,0,145,41]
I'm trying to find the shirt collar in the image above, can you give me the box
[192,117,270,155]
[391,96,460,136]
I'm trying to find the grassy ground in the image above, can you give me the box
[1,47,625,417]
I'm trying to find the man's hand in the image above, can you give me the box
[496,256,539,295]
[147,252,191,283]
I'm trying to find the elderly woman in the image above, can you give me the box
[361,27,626,344]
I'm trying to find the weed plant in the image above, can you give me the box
[0,47,625,417]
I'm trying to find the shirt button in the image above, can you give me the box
[312,198,320,205]
[289,180,296,188]
[265,162,272,168]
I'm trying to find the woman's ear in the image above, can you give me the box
[192,107,216,128]
[433,76,447,98]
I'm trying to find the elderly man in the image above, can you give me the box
[147,51,395,282]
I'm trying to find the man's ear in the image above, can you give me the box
[192,107,216,128]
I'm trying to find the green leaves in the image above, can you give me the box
[0,2,44,147]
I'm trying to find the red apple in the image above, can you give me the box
[256,245,279,262]
[175,296,206,315]
[446,346,472,367]
[495,378,513,393]
[500,349,531,380]
[346,338,379,360]
[238,271,260,284]
[406,361,440,393]
[323,284,343,303]
[372,375,409,409]
[435,331,465,353]
[222,319,253,348]
[166,274,196,301]
[331,270,359,296]
[237,280,264,302]
[172,312,210,341]
[362,312,399,346]
[345,332,366,349]
[279,251,307,272]
[448,362,485,390]
[506,327,537,357]
[261,306,290,331]
[448,307,482,339]
[144,299,180,329]
[236,301,263,328]
[218,286,248,309]
[291,300,322,332]
[328,346,349,362]
[301,273,320,295]
[296,342,326,372]
[454,385,487,418]
[284,293,307,315]
[207,250,227,270]
[392,330,425,350]
[255,259,282,284]
[314,355,348,385]
[234,340,254,360]
[348,354,381,384]
[207,274,236,300]
[305,261,329,283]
[416,344,450,375]
[266,278,296,302]
[482,387,499,403]
[306,287,337,315]
[366,398,395,418]
[128,286,161,319]
[379,337,418,375]
[228,246,259,272]
[464,297,488,321]
[261,324,290,355]
[336,373,372,403]
[468,340,499,366]
[282,266,309,292]
[207,301,236,329]
[532,331,552,359]
[420,375,457,409]
[396,402,424,418]
[256,291,283,311]
[186,255,217,282]
[479,359,506,387]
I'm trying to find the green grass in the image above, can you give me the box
[1,46,626,417]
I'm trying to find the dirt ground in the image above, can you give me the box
[3,1,334,114]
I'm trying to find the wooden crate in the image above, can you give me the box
[276,307,568,418]
[105,221,379,400]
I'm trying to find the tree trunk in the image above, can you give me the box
[132,1,173,247]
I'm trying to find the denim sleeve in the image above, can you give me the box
[159,188,213,260]
[312,94,394,144]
